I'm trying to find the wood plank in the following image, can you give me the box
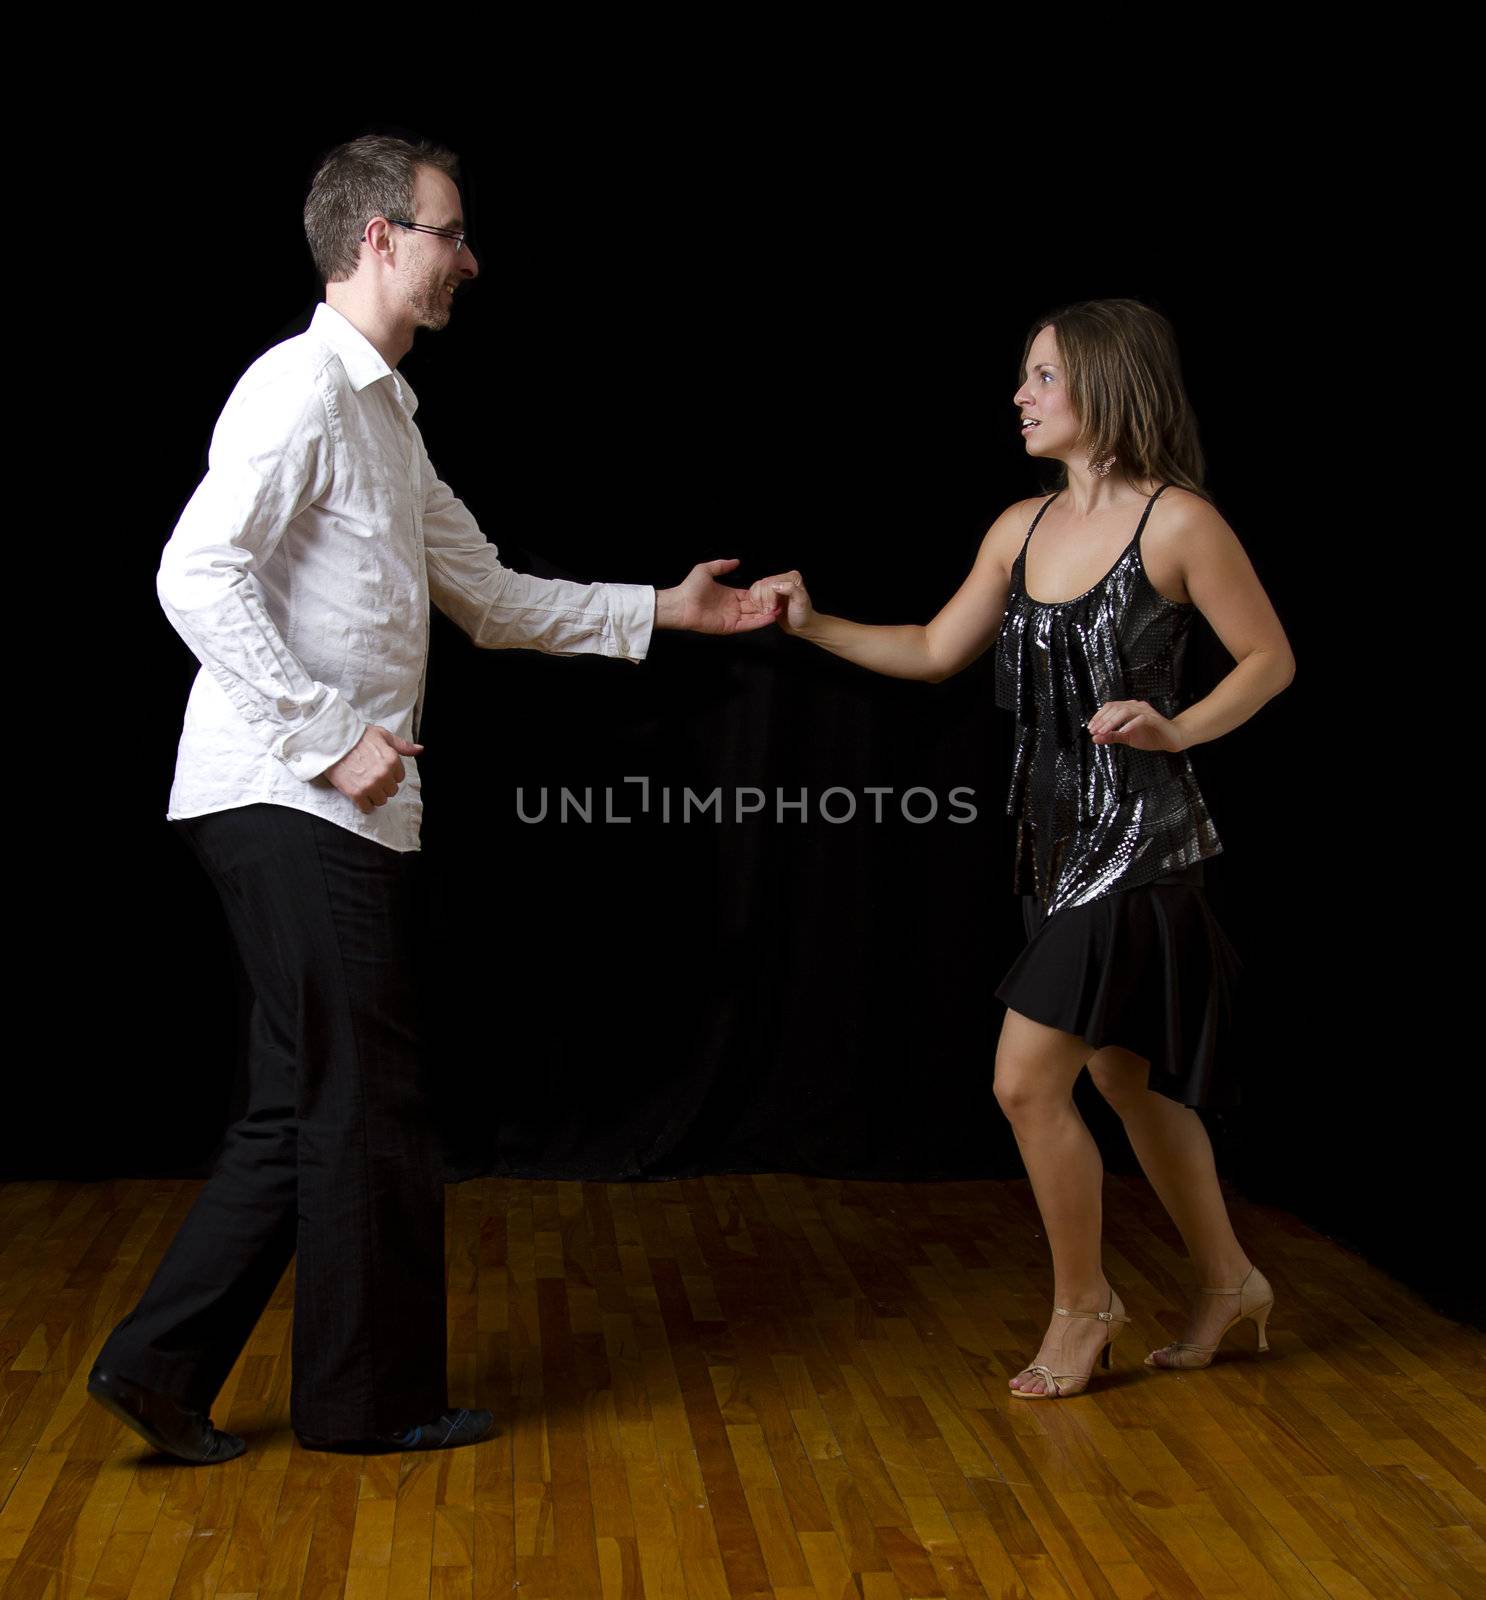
[0,1173,1480,1600]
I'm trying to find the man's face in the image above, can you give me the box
[397,165,479,333]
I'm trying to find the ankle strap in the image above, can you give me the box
[1053,1303,1119,1322]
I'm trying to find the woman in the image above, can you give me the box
[750,299,1295,1398]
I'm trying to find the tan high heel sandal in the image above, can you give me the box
[1145,1265,1274,1370]
[1010,1289,1128,1400]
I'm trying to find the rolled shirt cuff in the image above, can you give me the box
[276,687,366,781]
[608,583,656,663]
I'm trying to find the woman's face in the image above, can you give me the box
[1013,324,1081,460]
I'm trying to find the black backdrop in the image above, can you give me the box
[16,107,1454,1319]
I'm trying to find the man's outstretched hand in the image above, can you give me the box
[655,559,779,635]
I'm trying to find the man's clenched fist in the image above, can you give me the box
[325,725,424,813]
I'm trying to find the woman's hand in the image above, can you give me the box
[653,559,779,634]
[1088,700,1187,753]
[748,570,816,635]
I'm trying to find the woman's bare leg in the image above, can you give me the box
[1087,1046,1254,1358]
[993,1009,1115,1394]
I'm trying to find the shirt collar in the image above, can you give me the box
[311,302,420,417]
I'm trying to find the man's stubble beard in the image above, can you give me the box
[402,253,453,333]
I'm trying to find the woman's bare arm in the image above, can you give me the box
[749,500,1037,683]
[1092,490,1296,751]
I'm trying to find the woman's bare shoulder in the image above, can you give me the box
[1142,487,1247,601]
[976,495,1049,572]
[989,494,1051,541]
[1149,484,1231,528]
[1145,486,1241,553]
[1005,492,1055,520]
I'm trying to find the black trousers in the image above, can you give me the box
[98,803,448,1438]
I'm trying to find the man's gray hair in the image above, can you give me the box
[304,134,461,285]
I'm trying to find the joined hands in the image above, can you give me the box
[655,558,782,635]
[747,569,815,635]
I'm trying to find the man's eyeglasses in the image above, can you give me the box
[361,218,469,254]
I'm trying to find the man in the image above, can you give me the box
[88,134,773,1463]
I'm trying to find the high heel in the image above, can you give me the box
[1144,1265,1274,1370]
[1010,1289,1128,1400]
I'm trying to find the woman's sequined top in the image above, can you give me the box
[992,484,1221,919]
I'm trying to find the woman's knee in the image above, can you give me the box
[994,1017,1090,1123]
[993,1055,1049,1121]
[1086,1046,1152,1114]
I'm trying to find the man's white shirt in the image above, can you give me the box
[158,302,655,852]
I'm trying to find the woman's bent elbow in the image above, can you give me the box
[921,645,964,684]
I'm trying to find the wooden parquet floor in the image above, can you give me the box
[1,1173,1483,1599]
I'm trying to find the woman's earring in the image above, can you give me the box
[1091,454,1116,478]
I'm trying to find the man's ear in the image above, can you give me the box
[361,216,396,261]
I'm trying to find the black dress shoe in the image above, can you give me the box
[295,1406,496,1455]
[86,1367,246,1465]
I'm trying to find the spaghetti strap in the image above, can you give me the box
[1131,482,1172,551]
[1022,492,1061,543]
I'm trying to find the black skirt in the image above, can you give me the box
[993,864,1242,1108]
